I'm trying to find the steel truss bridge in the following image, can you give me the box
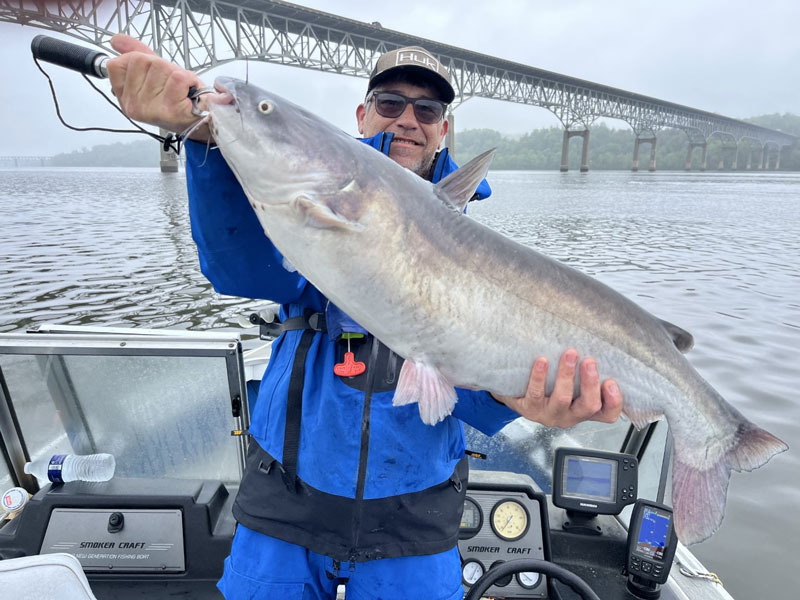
[3,0,796,172]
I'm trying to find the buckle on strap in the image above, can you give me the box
[257,311,327,339]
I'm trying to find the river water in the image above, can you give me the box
[1,167,798,598]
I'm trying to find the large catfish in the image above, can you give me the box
[206,78,786,544]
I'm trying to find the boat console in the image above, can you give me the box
[0,325,732,600]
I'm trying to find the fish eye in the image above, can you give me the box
[258,100,274,114]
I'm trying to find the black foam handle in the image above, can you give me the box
[31,34,108,78]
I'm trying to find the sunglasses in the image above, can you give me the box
[366,91,447,125]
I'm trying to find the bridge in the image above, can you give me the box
[2,0,796,172]
[0,156,51,168]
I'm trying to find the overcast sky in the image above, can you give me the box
[1,0,798,156]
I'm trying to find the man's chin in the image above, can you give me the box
[389,151,430,177]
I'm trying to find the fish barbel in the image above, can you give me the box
[206,78,787,545]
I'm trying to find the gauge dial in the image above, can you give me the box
[517,571,541,589]
[462,559,484,585]
[490,499,529,541]
[459,497,483,539]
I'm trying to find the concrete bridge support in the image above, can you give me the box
[719,145,738,170]
[561,129,590,172]
[685,142,707,171]
[775,149,782,170]
[445,111,455,157]
[757,147,765,170]
[632,136,657,172]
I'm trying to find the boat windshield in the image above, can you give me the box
[0,328,249,491]
[464,412,672,509]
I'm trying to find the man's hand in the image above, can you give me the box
[107,34,213,142]
[493,349,623,428]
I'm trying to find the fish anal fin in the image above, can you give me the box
[435,148,495,213]
[671,421,787,545]
[394,360,457,425]
[622,405,663,430]
[660,319,694,353]
[291,195,363,231]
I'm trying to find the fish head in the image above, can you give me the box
[207,77,363,209]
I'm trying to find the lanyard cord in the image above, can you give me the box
[33,56,183,154]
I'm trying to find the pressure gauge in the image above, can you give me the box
[490,499,529,541]
[462,559,484,586]
[517,571,541,589]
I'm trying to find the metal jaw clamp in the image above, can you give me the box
[188,85,217,117]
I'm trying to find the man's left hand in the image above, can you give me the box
[493,349,623,428]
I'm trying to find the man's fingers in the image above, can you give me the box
[550,349,578,407]
[571,358,603,418]
[111,33,156,56]
[593,379,624,423]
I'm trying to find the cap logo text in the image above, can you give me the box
[396,50,440,72]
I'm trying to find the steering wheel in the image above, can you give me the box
[464,558,601,600]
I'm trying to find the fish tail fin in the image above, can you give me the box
[393,360,457,426]
[672,422,787,545]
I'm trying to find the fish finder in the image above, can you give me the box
[552,447,638,534]
[625,499,679,599]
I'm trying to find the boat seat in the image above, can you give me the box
[0,553,98,599]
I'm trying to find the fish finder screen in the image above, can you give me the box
[636,506,671,561]
[562,455,616,502]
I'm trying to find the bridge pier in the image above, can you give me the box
[775,150,781,170]
[719,145,738,170]
[685,142,707,171]
[561,129,590,172]
[757,147,765,170]
[445,111,455,157]
[632,136,657,172]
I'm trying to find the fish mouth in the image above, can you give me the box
[208,78,235,107]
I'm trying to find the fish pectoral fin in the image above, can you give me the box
[281,255,298,273]
[659,318,694,353]
[435,148,496,213]
[290,195,363,231]
[393,360,457,425]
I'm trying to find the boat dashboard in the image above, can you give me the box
[0,326,731,600]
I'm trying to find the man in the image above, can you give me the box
[108,37,623,600]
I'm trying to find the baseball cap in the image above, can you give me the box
[368,46,455,104]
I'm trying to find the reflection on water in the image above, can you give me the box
[1,167,799,598]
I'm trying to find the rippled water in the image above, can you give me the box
[1,167,798,598]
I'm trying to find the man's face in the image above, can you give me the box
[356,81,449,177]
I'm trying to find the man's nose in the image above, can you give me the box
[394,101,419,127]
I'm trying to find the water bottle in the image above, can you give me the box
[23,453,116,483]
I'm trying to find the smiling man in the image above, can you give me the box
[356,47,452,177]
[107,38,622,600]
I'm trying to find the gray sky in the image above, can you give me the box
[1,0,798,156]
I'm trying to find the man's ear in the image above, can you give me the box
[439,117,449,147]
[356,104,367,135]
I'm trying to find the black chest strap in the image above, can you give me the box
[281,327,317,490]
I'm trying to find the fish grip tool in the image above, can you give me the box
[30,34,205,154]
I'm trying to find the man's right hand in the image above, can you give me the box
[107,34,214,143]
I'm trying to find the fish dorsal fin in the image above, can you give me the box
[434,148,495,213]
[660,319,694,353]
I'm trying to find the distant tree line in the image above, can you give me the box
[49,139,162,167]
[454,113,800,171]
[44,114,800,170]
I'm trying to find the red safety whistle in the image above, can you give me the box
[334,351,366,377]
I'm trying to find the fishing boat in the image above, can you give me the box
[0,321,733,599]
